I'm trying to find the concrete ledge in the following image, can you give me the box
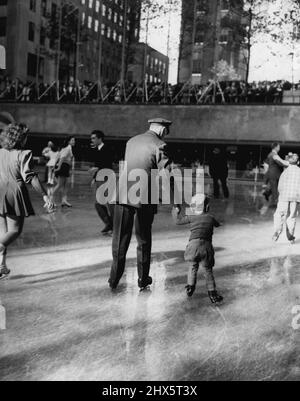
[1,103,300,144]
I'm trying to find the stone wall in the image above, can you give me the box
[1,103,300,144]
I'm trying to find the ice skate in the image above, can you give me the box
[138,276,152,291]
[0,266,11,280]
[185,285,195,297]
[208,290,223,305]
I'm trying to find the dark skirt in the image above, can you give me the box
[0,181,35,217]
[55,162,71,178]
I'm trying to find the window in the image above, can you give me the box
[29,0,36,12]
[82,12,86,24]
[94,19,99,32]
[195,31,205,45]
[95,0,100,13]
[192,60,202,74]
[221,0,230,11]
[40,26,46,46]
[197,0,208,15]
[51,3,57,18]
[88,16,92,29]
[50,3,57,48]
[27,53,37,76]
[89,0,93,9]
[28,22,35,41]
[219,30,229,44]
[0,17,6,36]
[41,0,47,17]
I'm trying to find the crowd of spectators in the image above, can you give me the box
[0,76,296,105]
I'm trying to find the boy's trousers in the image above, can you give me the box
[185,239,216,291]
[274,201,299,239]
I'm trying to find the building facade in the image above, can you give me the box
[127,43,169,84]
[80,0,141,84]
[0,0,140,84]
[178,0,248,84]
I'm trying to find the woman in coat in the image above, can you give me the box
[0,124,53,280]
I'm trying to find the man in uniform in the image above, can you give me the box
[109,118,180,291]
[90,130,114,235]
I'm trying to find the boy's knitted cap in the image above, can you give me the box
[190,194,207,208]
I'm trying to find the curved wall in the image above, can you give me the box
[1,103,300,144]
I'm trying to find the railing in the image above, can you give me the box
[0,79,290,105]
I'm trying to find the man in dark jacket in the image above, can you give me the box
[109,118,181,291]
[208,147,229,199]
[265,143,289,207]
[90,130,114,235]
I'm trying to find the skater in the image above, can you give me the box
[109,118,181,291]
[264,143,289,207]
[273,153,300,244]
[90,130,114,236]
[208,147,229,199]
[0,124,53,280]
[43,141,59,195]
[173,194,223,304]
[52,136,75,208]
[42,141,57,183]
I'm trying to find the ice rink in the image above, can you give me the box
[0,173,300,381]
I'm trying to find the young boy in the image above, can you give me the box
[173,194,223,304]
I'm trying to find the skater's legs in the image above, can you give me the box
[269,177,279,206]
[135,206,155,284]
[0,215,24,248]
[95,202,113,230]
[202,263,216,292]
[286,202,299,240]
[220,176,229,199]
[0,215,24,269]
[187,262,199,286]
[274,201,289,237]
[213,177,220,198]
[0,216,7,267]
[110,205,135,287]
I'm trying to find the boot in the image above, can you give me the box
[208,290,223,305]
[185,285,196,297]
[62,197,72,208]
[138,276,152,291]
[0,266,10,280]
